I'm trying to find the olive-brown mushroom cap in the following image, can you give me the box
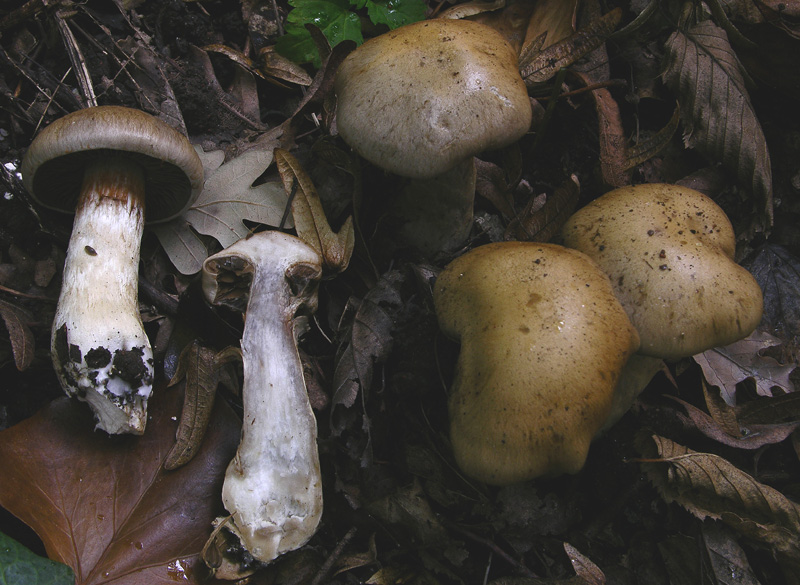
[434,242,640,485]
[21,106,204,223]
[559,184,763,359]
[334,19,532,180]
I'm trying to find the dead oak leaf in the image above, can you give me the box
[0,384,240,585]
[693,330,796,405]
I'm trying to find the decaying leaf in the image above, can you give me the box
[745,244,800,342]
[0,386,240,585]
[275,148,355,273]
[702,522,762,585]
[0,298,35,371]
[331,271,403,432]
[165,342,242,470]
[693,330,796,405]
[154,142,292,274]
[563,542,604,585]
[662,19,773,233]
[437,0,506,20]
[520,7,621,84]
[639,434,800,571]
[505,174,580,241]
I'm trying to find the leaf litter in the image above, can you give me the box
[2,0,800,583]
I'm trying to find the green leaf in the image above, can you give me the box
[276,0,363,65]
[366,0,427,29]
[0,532,73,585]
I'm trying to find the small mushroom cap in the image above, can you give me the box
[559,184,763,359]
[334,19,532,179]
[434,242,640,485]
[21,106,204,223]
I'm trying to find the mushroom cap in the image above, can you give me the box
[202,230,322,315]
[559,184,763,359]
[434,242,640,484]
[21,106,204,223]
[334,19,532,179]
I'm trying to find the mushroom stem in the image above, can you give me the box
[202,231,324,564]
[225,267,323,562]
[51,157,153,435]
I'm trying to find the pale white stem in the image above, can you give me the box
[204,232,323,564]
[51,157,152,435]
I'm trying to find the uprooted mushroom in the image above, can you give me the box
[20,106,204,434]
[201,230,324,564]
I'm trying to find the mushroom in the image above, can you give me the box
[21,106,203,435]
[433,242,640,485]
[334,18,532,255]
[202,230,323,563]
[559,184,764,425]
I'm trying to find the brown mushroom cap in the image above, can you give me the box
[559,184,763,359]
[434,242,640,484]
[334,19,532,179]
[21,106,204,223]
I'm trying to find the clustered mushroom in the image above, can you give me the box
[21,106,203,435]
[202,230,324,564]
[334,18,532,255]
[433,242,640,485]
[559,183,764,425]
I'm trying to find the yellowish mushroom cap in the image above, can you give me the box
[434,242,640,485]
[559,184,763,359]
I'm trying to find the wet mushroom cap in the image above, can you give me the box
[334,19,532,179]
[21,106,204,222]
[559,184,763,359]
[434,242,640,484]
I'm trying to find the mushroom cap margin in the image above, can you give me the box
[21,106,204,223]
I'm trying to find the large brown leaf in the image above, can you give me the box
[0,384,240,585]
[662,19,773,232]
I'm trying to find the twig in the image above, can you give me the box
[55,9,97,107]
[442,519,539,579]
[309,526,357,585]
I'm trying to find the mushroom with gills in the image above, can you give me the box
[558,183,764,425]
[433,242,640,485]
[20,106,204,435]
[334,18,532,255]
[202,230,324,564]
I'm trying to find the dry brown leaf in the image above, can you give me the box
[520,7,621,84]
[662,19,773,233]
[639,434,800,571]
[165,342,241,470]
[505,174,580,241]
[693,330,796,405]
[702,522,763,585]
[275,148,355,273]
[563,543,604,585]
[0,298,35,371]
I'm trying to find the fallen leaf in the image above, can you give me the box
[0,530,74,585]
[701,522,762,585]
[0,384,240,585]
[154,145,292,274]
[639,434,800,571]
[505,174,580,241]
[165,342,241,470]
[331,271,403,432]
[0,298,35,371]
[563,542,604,585]
[662,19,773,232]
[693,330,796,405]
[520,8,621,84]
[745,244,800,343]
[275,148,355,273]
